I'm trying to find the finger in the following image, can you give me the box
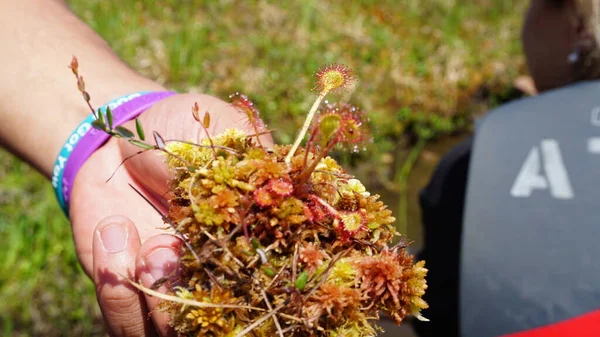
[120,93,274,198]
[93,216,157,337]
[136,234,183,337]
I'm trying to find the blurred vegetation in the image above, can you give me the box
[0,0,528,335]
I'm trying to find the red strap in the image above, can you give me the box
[501,309,600,337]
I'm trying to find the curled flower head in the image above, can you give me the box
[229,92,266,133]
[314,64,355,94]
[230,92,258,117]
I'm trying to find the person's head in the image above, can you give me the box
[522,0,600,92]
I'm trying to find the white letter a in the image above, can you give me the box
[510,139,573,199]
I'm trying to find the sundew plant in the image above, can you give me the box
[70,58,428,337]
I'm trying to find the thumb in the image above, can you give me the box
[93,216,156,337]
[120,93,274,199]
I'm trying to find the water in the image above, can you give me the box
[352,133,469,252]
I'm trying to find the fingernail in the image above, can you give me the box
[99,223,128,253]
[143,247,179,282]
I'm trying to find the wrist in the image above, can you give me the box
[1,75,166,178]
[53,90,177,216]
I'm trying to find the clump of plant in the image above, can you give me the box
[70,58,428,337]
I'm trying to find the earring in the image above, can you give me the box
[568,49,580,64]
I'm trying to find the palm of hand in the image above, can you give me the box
[70,140,161,275]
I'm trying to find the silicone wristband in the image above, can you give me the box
[52,91,177,216]
[51,92,150,212]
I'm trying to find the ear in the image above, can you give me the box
[569,0,600,53]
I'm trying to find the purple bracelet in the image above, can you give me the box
[61,91,177,215]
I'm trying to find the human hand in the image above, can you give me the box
[69,93,273,336]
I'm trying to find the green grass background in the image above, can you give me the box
[0,1,528,335]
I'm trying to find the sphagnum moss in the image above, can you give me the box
[70,57,428,337]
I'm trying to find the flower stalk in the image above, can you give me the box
[284,64,355,164]
[285,91,327,164]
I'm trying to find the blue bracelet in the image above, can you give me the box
[51,92,151,216]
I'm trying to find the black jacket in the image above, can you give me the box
[412,136,473,337]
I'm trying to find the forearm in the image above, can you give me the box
[0,0,165,178]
